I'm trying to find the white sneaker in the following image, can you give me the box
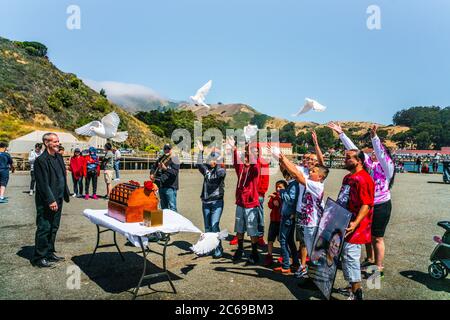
[114,178,120,182]
[29,191,34,196]
[72,193,77,198]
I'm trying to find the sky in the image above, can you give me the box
[1,0,450,124]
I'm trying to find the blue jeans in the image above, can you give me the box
[114,161,120,179]
[257,196,265,237]
[202,200,224,257]
[279,216,299,269]
[160,188,177,211]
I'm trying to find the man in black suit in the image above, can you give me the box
[32,133,70,268]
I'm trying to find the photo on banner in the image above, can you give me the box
[308,198,353,300]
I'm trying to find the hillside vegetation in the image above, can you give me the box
[0,37,163,149]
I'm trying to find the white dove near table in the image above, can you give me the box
[190,80,212,108]
[292,98,327,117]
[75,111,128,142]
[190,230,229,256]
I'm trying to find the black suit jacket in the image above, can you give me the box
[34,150,70,206]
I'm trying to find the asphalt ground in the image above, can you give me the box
[0,169,449,300]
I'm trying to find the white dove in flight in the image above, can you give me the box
[190,80,212,108]
[292,98,327,117]
[75,112,128,142]
[243,124,259,142]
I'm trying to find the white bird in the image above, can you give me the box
[292,98,327,117]
[243,124,258,142]
[75,112,128,142]
[190,230,229,256]
[190,80,212,108]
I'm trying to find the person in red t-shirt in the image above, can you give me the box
[336,149,375,300]
[69,148,86,198]
[227,137,261,264]
[264,180,287,266]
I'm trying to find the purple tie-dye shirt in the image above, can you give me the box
[339,133,394,204]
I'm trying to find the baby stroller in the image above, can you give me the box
[443,161,450,184]
[428,221,450,279]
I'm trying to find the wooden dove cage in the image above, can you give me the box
[107,182,159,223]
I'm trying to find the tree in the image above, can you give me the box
[279,122,296,143]
[100,88,107,98]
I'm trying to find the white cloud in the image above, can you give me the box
[83,79,164,100]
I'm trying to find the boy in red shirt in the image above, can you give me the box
[264,180,287,266]
[227,137,261,264]
[336,149,375,300]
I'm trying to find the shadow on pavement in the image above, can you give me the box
[427,181,448,185]
[400,270,450,293]
[72,252,182,295]
[213,265,323,300]
[16,246,34,264]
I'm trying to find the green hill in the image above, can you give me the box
[0,37,163,149]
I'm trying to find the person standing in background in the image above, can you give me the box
[416,156,422,173]
[28,143,43,196]
[150,144,180,211]
[84,147,100,200]
[102,143,115,199]
[69,148,85,198]
[113,148,121,181]
[0,142,15,204]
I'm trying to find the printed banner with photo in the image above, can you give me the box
[308,198,353,300]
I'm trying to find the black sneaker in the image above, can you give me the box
[348,288,364,300]
[336,286,352,297]
[247,253,260,265]
[232,249,244,261]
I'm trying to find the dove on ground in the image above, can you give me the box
[190,230,229,256]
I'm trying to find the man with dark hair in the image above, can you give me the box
[29,143,43,196]
[103,142,114,198]
[150,144,180,211]
[335,149,375,300]
[33,133,70,268]
[0,141,15,203]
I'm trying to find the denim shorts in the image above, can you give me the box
[234,206,259,237]
[342,242,362,283]
[0,170,9,187]
[297,225,318,257]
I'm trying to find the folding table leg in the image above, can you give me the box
[88,225,125,266]
[132,234,177,300]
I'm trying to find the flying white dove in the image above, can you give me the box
[292,98,327,117]
[190,80,212,108]
[190,230,229,256]
[75,112,128,143]
[243,124,258,142]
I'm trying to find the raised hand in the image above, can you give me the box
[226,136,236,149]
[327,122,344,135]
[196,140,204,152]
[370,124,379,139]
[311,130,318,145]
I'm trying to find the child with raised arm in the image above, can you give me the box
[227,136,261,264]
[273,170,301,274]
[328,122,395,277]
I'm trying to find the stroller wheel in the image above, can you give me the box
[428,261,448,279]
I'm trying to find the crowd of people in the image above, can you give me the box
[0,123,398,300]
[186,123,395,300]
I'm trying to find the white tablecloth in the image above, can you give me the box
[83,209,202,247]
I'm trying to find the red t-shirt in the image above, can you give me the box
[337,169,375,244]
[268,193,282,222]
